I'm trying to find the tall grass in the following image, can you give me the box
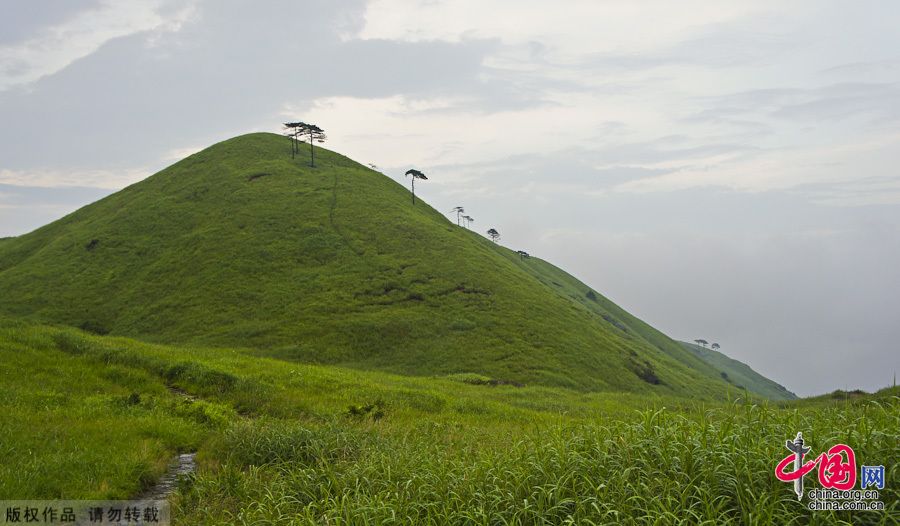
[174,397,897,525]
[2,321,896,523]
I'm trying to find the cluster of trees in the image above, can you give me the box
[450,206,499,243]
[694,339,720,351]
[399,170,503,245]
[450,207,474,228]
[283,122,327,166]
[448,206,506,247]
[281,121,510,248]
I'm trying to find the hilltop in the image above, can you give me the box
[0,133,780,397]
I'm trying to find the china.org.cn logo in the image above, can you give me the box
[774,432,886,511]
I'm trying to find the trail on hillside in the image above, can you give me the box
[328,168,364,256]
[136,388,198,501]
[137,453,196,501]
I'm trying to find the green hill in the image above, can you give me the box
[680,341,797,400]
[0,132,776,397]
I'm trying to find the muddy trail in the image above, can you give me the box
[136,386,200,501]
[138,453,197,500]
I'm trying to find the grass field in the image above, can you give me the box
[1,320,895,524]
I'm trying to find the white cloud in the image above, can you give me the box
[614,131,900,196]
[285,90,664,177]
[0,0,196,91]
[306,1,900,207]
[810,178,900,207]
[358,0,764,53]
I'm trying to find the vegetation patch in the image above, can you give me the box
[601,313,629,333]
[345,399,386,421]
[213,419,364,467]
[165,362,239,394]
[629,358,662,385]
[78,320,109,336]
[445,373,523,387]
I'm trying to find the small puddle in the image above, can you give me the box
[139,453,197,501]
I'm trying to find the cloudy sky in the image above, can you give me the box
[2,0,898,396]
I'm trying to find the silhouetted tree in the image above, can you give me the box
[451,206,465,225]
[694,339,709,348]
[283,122,304,158]
[516,250,530,259]
[487,228,500,243]
[297,123,326,167]
[711,342,720,351]
[463,215,473,228]
[405,169,427,204]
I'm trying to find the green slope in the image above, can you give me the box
[2,319,896,521]
[680,341,797,400]
[0,132,747,397]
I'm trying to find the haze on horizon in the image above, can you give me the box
[1,0,898,396]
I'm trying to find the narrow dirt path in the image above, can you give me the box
[136,386,199,501]
[138,453,197,500]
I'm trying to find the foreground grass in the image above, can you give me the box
[0,324,209,498]
[1,322,896,524]
[181,402,898,525]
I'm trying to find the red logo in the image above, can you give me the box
[776,441,857,491]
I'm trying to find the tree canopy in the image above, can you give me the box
[283,121,326,166]
[405,169,427,204]
[451,206,465,226]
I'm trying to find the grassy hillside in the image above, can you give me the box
[2,320,896,523]
[0,132,742,397]
[511,256,799,402]
[0,318,688,498]
[680,341,797,400]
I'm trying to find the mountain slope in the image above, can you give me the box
[0,132,753,397]
[680,341,796,400]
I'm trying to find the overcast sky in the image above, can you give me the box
[1,0,898,396]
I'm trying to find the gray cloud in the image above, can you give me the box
[0,0,498,175]
[0,183,112,237]
[690,83,900,127]
[0,0,103,45]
